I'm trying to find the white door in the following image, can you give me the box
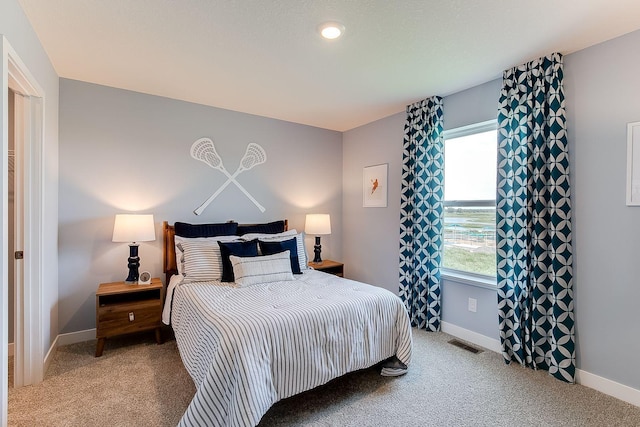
[9,91,44,388]
[11,91,25,388]
[2,37,46,426]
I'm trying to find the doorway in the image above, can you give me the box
[2,36,46,425]
[7,88,15,389]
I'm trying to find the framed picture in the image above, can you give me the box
[627,122,640,206]
[363,163,388,207]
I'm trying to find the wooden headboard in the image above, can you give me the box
[162,220,289,284]
[162,221,178,282]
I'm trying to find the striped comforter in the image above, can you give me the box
[170,269,412,427]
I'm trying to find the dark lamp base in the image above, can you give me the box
[125,243,140,283]
[313,236,323,263]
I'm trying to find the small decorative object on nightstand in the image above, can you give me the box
[138,271,152,285]
[309,259,344,277]
[95,278,164,357]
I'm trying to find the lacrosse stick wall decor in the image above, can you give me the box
[191,138,267,215]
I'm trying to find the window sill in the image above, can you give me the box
[441,270,497,291]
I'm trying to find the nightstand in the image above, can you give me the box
[95,278,164,357]
[309,259,344,277]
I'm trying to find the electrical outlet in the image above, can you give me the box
[468,298,477,313]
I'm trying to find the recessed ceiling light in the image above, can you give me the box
[318,22,345,40]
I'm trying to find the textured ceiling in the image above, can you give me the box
[17,0,640,131]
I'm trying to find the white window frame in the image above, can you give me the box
[441,119,497,288]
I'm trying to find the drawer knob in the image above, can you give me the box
[129,312,135,322]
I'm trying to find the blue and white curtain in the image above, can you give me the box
[496,53,575,383]
[399,96,444,331]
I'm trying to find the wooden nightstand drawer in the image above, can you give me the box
[97,300,161,338]
[95,279,164,357]
[309,259,344,277]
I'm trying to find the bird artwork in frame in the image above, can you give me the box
[363,163,388,207]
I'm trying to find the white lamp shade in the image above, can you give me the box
[305,214,331,235]
[112,214,156,243]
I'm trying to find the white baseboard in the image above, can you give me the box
[56,328,96,346]
[43,334,59,375]
[42,329,96,376]
[441,321,640,408]
[576,369,640,408]
[8,343,14,357]
[441,321,501,353]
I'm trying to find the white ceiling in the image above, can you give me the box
[17,0,640,131]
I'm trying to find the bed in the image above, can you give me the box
[162,220,412,427]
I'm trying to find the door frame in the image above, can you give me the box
[1,35,45,425]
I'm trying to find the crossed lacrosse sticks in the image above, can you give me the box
[191,138,267,215]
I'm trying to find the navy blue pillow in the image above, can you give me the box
[218,240,259,282]
[175,221,238,238]
[236,220,285,236]
[259,238,301,274]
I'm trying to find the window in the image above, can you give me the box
[443,121,497,278]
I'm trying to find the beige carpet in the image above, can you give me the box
[8,355,13,389]
[8,329,640,426]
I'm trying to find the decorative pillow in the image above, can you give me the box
[175,235,239,276]
[257,232,309,271]
[230,251,294,287]
[180,240,229,282]
[295,232,309,269]
[259,238,301,274]
[236,220,286,236]
[239,229,298,242]
[218,240,259,282]
[175,221,238,238]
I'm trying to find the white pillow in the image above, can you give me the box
[179,238,239,282]
[174,235,238,276]
[256,231,309,271]
[239,229,298,242]
[230,251,294,287]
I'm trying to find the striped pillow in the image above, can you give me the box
[258,238,301,274]
[230,251,294,287]
[175,235,239,276]
[254,231,309,271]
[180,239,237,282]
[218,240,259,282]
[239,229,298,242]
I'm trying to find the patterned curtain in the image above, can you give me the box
[496,53,575,383]
[399,96,444,331]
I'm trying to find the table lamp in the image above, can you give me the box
[112,214,156,283]
[305,214,331,263]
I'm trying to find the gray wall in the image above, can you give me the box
[1,0,60,357]
[565,30,640,390]
[343,30,640,392]
[342,111,404,290]
[58,79,343,333]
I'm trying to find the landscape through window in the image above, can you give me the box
[443,125,497,278]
